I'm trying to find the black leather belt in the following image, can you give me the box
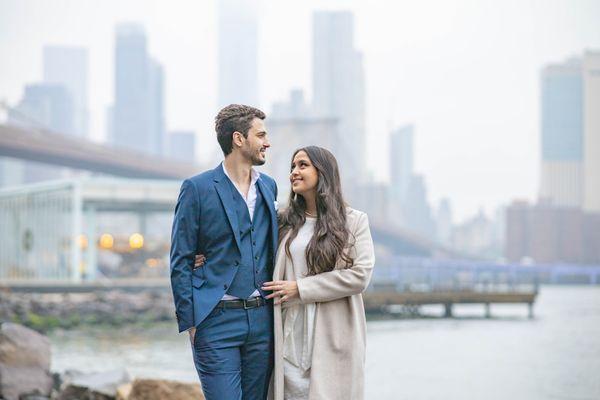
[215,296,267,310]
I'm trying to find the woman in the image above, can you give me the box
[195,146,375,400]
[263,146,375,400]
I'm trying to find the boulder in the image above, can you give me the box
[57,368,130,400]
[0,323,53,400]
[120,378,204,400]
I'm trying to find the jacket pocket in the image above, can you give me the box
[192,275,205,289]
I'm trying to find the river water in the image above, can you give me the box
[50,286,600,399]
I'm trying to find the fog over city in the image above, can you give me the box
[2,0,599,223]
[2,3,600,399]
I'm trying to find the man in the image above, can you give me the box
[170,104,278,399]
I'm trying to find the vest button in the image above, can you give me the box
[234,261,239,266]
[223,284,228,290]
[255,256,259,261]
[252,241,256,246]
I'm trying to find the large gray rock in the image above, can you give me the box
[0,322,53,400]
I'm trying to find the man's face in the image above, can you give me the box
[238,118,270,166]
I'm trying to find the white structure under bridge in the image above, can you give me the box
[0,177,181,283]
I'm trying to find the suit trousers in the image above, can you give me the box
[191,302,274,400]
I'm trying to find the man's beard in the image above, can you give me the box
[251,153,266,166]
[242,146,266,166]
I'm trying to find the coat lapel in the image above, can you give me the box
[213,164,241,251]
[273,230,291,281]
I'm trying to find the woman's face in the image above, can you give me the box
[290,150,319,196]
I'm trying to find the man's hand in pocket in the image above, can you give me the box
[193,254,206,270]
[188,327,196,345]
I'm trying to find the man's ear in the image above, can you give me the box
[232,131,244,148]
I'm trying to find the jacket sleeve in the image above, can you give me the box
[296,212,375,304]
[170,179,200,332]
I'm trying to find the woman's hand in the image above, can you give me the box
[262,280,299,305]
[193,254,205,270]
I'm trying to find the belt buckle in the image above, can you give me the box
[243,298,252,310]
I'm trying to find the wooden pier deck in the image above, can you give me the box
[363,290,538,318]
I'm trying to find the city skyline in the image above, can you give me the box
[1,0,600,222]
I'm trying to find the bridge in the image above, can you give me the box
[0,122,456,272]
[0,123,200,179]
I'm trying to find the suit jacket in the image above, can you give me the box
[270,208,375,400]
[170,163,278,333]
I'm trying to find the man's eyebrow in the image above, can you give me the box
[256,130,267,135]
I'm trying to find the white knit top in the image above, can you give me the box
[282,217,317,399]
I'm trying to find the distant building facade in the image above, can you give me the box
[111,23,165,156]
[217,0,259,107]
[167,130,196,163]
[583,51,600,213]
[539,58,583,207]
[539,51,600,214]
[312,11,366,184]
[43,45,89,138]
[505,200,600,264]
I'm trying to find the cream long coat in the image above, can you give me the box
[270,208,375,400]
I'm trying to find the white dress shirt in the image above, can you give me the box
[221,163,261,300]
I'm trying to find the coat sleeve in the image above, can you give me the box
[296,212,375,304]
[170,179,200,332]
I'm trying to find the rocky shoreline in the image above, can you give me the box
[0,290,206,399]
[0,289,176,333]
[0,322,204,400]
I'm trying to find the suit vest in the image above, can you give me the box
[226,179,272,299]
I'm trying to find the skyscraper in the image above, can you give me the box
[148,58,165,156]
[267,89,339,199]
[3,83,74,184]
[43,45,89,138]
[217,0,259,107]
[539,58,583,207]
[167,130,196,163]
[9,83,74,135]
[390,124,414,203]
[271,89,312,119]
[583,51,600,213]
[112,23,165,156]
[312,11,366,184]
[400,174,436,239]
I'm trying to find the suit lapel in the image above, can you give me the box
[213,164,241,252]
[256,178,278,255]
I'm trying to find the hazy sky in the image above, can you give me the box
[1,0,599,222]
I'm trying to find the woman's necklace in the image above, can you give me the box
[304,210,317,218]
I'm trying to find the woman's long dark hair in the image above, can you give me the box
[278,146,354,275]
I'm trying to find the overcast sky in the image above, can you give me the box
[1,0,599,222]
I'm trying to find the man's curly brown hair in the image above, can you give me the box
[215,104,266,155]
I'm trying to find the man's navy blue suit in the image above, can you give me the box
[170,163,278,400]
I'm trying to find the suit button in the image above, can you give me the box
[223,284,228,290]
[252,241,256,246]
[251,228,255,232]
[255,256,259,261]
[234,261,239,266]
